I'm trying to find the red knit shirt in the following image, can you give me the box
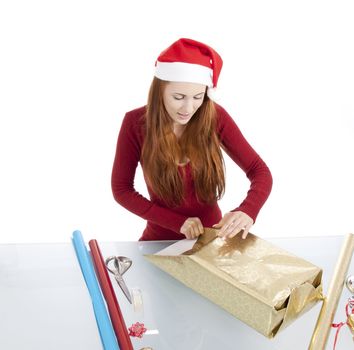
[111,103,272,241]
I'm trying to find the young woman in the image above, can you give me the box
[111,38,272,241]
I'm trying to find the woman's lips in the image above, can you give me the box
[177,113,190,120]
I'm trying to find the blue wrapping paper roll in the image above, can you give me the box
[72,230,119,350]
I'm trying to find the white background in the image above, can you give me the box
[0,0,353,243]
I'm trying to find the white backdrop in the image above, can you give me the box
[0,0,353,243]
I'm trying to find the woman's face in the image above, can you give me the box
[163,81,206,126]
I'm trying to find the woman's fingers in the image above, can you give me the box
[221,220,244,239]
[180,217,204,239]
[197,220,204,235]
[224,218,242,235]
[212,218,225,229]
[241,222,253,239]
[182,212,253,241]
[188,219,200,238]
[216,211,254,240]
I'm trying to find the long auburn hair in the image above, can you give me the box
[141,77,225,207]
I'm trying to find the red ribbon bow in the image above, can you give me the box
[128,322,147,338]
[331,296,354,349]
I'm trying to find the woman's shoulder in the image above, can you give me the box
[214,102,227,115]
[120,106,146,145]
[213,102,235,128]
[121,105,146,134]
[124,105,146,123]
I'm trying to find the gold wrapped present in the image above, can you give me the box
[145,228,323,338]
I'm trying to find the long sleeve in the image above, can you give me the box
[111,108,188,233]
[216,104,273,222]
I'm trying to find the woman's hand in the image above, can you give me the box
[213,211,254,240]
[180,217,204,240]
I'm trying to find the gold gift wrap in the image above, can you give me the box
[145,229,323,338]
[309,233,354,350]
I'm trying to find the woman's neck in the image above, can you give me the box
[173,123,186,139]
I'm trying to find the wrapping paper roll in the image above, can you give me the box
[89,239,134,350]
[71,230,119,350]
[309,233,354,350]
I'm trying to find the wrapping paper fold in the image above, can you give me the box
[89,239,134,350]
[71,230,119,350]
[145,228,323,338]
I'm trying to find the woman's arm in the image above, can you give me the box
[111,109,188,233]
[215,103,273,225]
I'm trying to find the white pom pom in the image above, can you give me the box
[207,87,218,101]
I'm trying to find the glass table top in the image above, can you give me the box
[0,235,353,349]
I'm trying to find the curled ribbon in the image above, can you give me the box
[331,296,354,349]
[128,322,147,338]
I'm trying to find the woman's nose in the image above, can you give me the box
[183,99,194,114]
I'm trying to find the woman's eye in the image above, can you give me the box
[173,95,204,100]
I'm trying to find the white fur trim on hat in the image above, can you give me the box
[206,86,218,101]
[155,61,213,87]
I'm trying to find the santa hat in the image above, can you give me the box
[154,38,223,100]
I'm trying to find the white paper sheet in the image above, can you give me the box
[155,239,197,256]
